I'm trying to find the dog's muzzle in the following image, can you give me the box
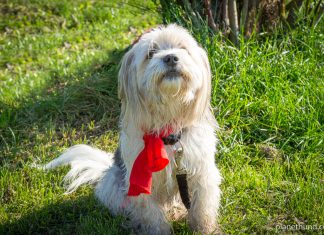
[163,54,179,67]
[163,69,182,80]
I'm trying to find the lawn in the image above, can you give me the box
[1,0,323,234]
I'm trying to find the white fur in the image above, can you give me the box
[44,144,114,193]
[45,24,222,235]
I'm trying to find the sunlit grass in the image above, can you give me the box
[161,2,323,234]
[1,1,158,234]
[1,0,323,234]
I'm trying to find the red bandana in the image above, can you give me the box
[127,132,170,196]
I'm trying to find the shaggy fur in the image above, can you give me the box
[45,24,222,235]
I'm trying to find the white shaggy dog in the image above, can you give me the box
[45,24,222,235]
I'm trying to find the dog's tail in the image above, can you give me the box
[44,144,114,193]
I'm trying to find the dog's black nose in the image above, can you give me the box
[163,54,179,67]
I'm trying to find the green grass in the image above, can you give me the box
[161,2,323,234]
[0,0,158,234]
[1,0,323,234]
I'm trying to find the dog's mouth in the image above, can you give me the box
[163,69,182,80]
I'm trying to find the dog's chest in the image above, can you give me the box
[151,144,186,194]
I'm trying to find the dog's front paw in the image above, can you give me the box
[129,220,171,235]
[188,214,220,235]
[150,221,172,235]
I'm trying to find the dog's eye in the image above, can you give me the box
[179,46,190,55]
[147,49,157,59]
[177,43,187,51]
[147,43,159,59]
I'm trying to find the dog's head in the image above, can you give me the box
[118,24,211,132]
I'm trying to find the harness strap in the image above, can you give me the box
[162,132,191,210]
[176,174,191,209]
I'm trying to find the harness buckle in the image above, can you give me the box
[172,142,186,175]
[172,141,191,210]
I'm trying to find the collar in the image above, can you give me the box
[162,132,182,145]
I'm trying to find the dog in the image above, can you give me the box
[45,24,222,235]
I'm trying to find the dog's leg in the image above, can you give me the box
[123,196,172,235]
[181,122,222,234]
[107,129,172,235]
[187,165,221,234]
[97,176,171,235]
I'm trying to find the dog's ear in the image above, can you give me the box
[191,46,212,119]
[118,50,135,101]
[118,47,148,129]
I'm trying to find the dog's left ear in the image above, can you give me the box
[118,49,135,101]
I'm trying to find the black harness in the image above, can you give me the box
[162,132,191,210]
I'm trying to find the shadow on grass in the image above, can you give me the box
[0,47,128,163]
[0,195,128,235]
[0,193,193,235]
[0,47,132,234]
